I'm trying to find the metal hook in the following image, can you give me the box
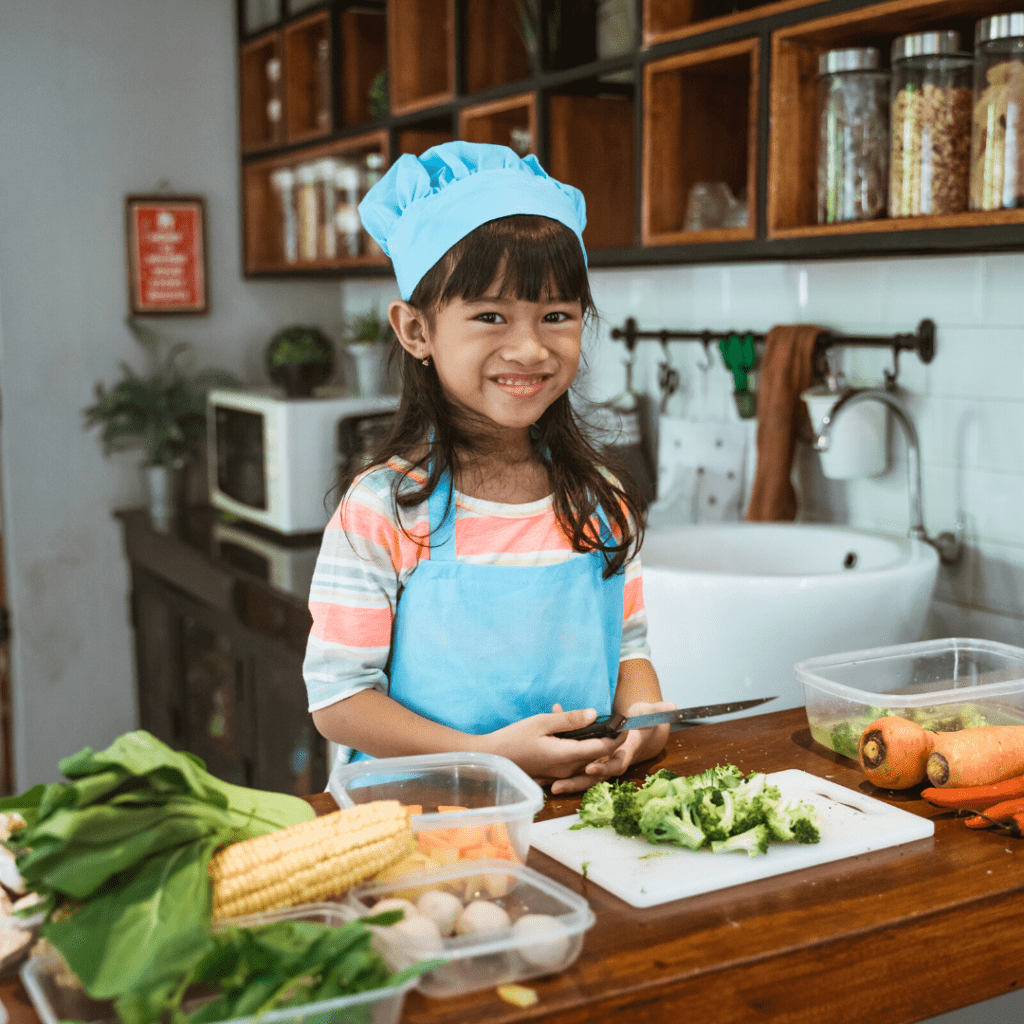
[884,346,901,390]
[696,331,713,371]
[657,334,680,414]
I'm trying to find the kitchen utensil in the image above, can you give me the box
[554,696,776,740]
[530,769,935,908]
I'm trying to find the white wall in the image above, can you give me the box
[0,0,344,788]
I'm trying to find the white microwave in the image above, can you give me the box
[211,521,320,597]
[207,387,398,535]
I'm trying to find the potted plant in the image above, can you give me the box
[83,317,238,530]
[345,307,395,397]
[265,324,336,398]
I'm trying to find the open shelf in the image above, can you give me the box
[388,0,455,115]
[283,10,333,143]
[458,92,537,158]
[465,0,532,94]
[643,0,822,46]
[239,33,285,152]
[642,38,758,246]
[337,7,387,127]
[548,87,636,251]
[767,0,1024,238]
[398,121,455,157]
[243,129,391,274]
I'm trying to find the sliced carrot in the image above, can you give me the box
[488,821,512,846]
[447,825,489,849]
[424,844,460,866]
[490,842,519,862]
[437,805,468,813]
[403,804,423,817]
[416,830,458,850]
[963,796,1024,829]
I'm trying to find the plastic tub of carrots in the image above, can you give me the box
[328,752,545,883]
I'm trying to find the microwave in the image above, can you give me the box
[207,387,398,535]
[211,520,320,597]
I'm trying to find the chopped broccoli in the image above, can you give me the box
[569,781,615,830]
[634,772,677,811]
[610,781,642,837]
[791,816,821,844]
[828,721,863,760]
[765,798,821,845]
[638,796,705,850]
[711,823,771,857]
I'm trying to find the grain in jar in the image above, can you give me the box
[817,48,891,224]
[889,31,973,217]
[970,13,1024,210]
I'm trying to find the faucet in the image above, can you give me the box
[813,388,963,565]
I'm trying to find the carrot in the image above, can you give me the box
[920,775,1024,810]
[403,804,423,816]
[437,805,468,813]
[925,727,1024,788]
[858,717,935,789]
[962,796,1024,829]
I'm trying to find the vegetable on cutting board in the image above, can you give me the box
[857,717,936,789]
[925,726,1024,788]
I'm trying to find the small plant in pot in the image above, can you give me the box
[265,325,336,398]
[345,308,395,397]
[83,317,239,530]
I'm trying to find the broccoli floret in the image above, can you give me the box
[710,823,771,857]
[765,798,821,844]
[639,796,706,850]
[828,721,863,760]
[712,763,745,789]
[610,781,642,837]
[647,768,679,782]
[954,705,988,730]
[635,773,676,811]
[570,781,615,830]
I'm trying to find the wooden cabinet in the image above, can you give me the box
[235,0,1024,275]
[120,510,328,796]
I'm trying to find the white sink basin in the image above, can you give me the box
[640,524,940,715]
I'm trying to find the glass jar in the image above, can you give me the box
[970,13,1024,210]
[313,158,338,259]
[269,168,297,264]
[817,47,891,224]
[335,161,362,258]
[295,162,319,262]
[889,31,973,217]
[362,153,386,256]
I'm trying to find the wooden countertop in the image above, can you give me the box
[5,707,1023,1023]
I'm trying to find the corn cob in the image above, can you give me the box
[209,799,413,920]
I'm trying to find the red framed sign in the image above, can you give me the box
[124,194,209,315]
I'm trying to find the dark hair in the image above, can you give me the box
[336,214,645,578]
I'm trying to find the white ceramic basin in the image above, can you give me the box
[640,524,939,715]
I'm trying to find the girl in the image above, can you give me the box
[303,141,673,794]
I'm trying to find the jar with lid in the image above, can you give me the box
[970,13,1024,210]
[889,31,973,217]
[361,153,386,256]
[295,162,319,262]
[269,168,297,264]
[817,47,891,224]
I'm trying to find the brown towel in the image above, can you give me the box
[746,324,824,522]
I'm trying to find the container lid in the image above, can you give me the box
[818,47,882,75]
[891,30,962,62]
[976,12,1024,44]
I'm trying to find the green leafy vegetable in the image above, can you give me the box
[0,730,315,1015]
[826,704,991,759]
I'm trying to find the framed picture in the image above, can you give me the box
[124,194,209,315]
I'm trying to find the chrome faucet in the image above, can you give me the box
[813,388,963,565]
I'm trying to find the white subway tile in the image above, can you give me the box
[927,599,1024,647]
[878,254,986,328]
[800,259,885,327]
[979,253,1024,327]
[917,326,1024,400]
[917,395,1024,474]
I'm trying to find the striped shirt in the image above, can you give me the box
[303,457,651,712]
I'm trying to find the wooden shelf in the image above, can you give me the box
[397,125,455,157]
[549,91,636,251]
[387,0,455,115]
[644,0,823,47]
[239,33,285,153]
[283,11,332,143]
[243,130,390,274]
[458,92,536,157]
[337,7,387,127]
[465,0,531,94]
[642,38,758,246]
[768,0,1007,238]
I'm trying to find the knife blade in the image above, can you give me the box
[554,696,777,741]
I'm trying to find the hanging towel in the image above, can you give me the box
[746,324,824,522]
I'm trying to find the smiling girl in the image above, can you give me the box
[303,142,673,793]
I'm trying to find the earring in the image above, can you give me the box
[422,356,430,367]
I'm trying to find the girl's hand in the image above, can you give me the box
[549,700,677,795]
[484,706,625,784]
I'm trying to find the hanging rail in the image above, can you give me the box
[610,317,936,385]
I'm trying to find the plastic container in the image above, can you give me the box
[817,47,891,223]
[20,903,417,1024]
[347,859,595,997]
[798,638,1024,759]
[329,752,545,869]
[970,13,1024,210]
[889,31,973,217]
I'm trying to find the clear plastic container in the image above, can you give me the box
[970,13,1024,210]
[797,637,1024,759]
[347,859,595,997]
[329,752,545,870]
[817,47,891,223]
[20,903,417,1024]
[889,31,973,217]
[295,161,319,261]
[269,167,298,264]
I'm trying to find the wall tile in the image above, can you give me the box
[927,599,1024,647]
[979,253,1024,327]
[878,254,986,328]
[801,259,885,327]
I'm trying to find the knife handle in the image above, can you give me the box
[554,714,625,741]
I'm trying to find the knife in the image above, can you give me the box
[554,696,777,741]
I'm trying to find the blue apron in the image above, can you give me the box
[349,470,625,761]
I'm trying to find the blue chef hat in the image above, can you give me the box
[358,141,588,300]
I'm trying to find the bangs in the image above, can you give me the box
[412,215,592,313]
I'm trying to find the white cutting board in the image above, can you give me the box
[530,770,934,908]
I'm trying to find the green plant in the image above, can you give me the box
[265,324,334,367]
[348,307,394,345]
[83,318,238,468]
